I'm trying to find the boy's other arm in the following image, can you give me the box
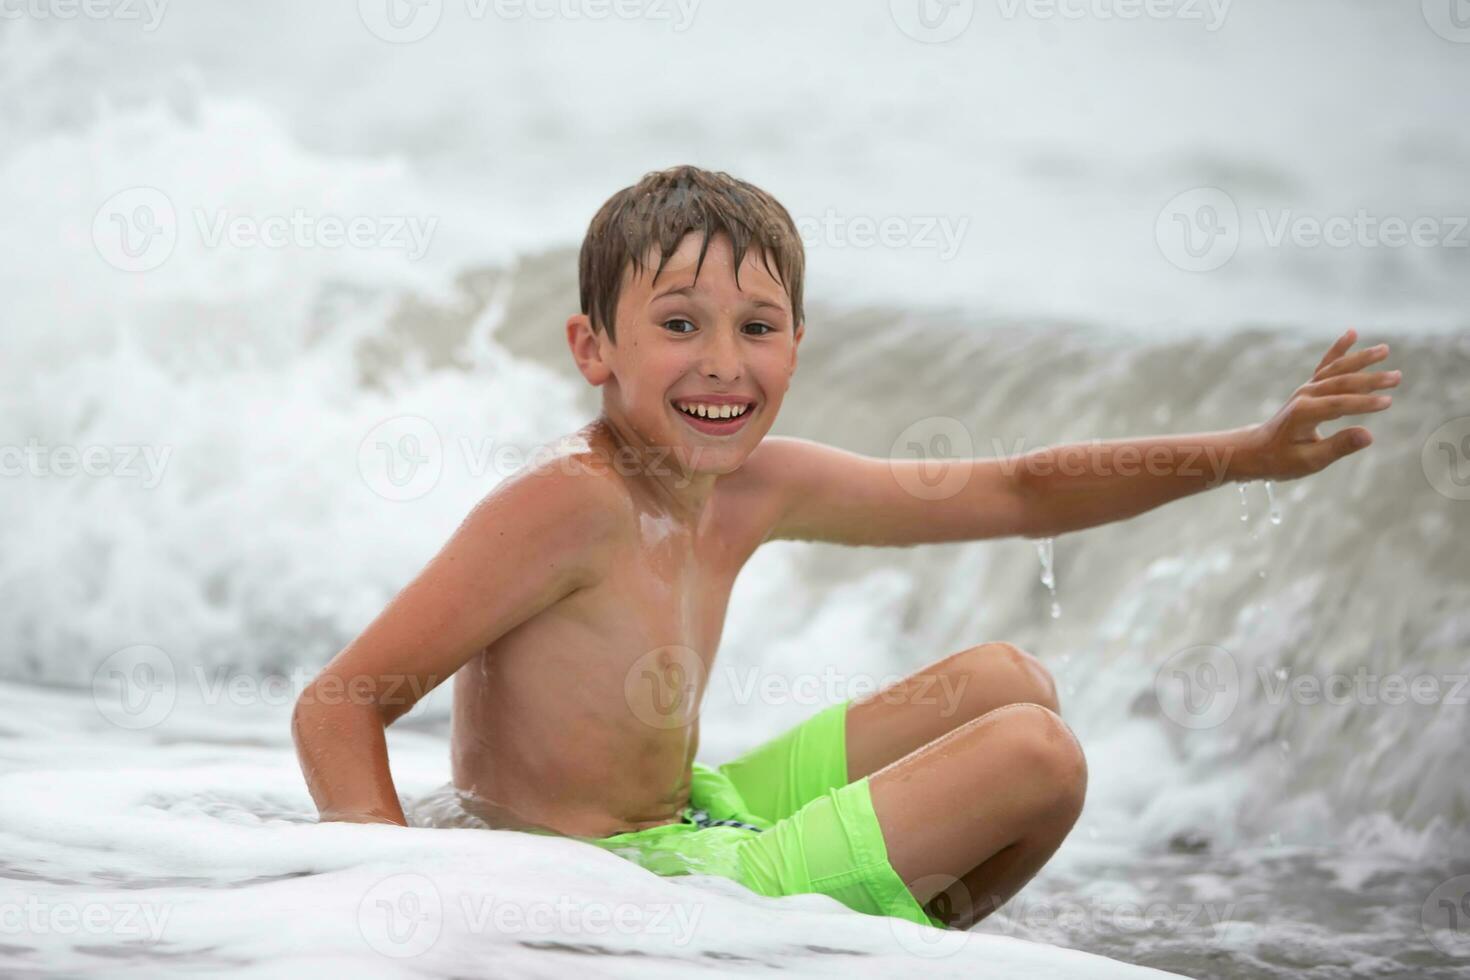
[756,331,1396,547]
[291,466,616,825]
[754,436,1035,547]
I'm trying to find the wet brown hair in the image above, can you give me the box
[578,165,805,343]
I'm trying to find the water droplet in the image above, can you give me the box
[1035,538,1061,619]
[1238,484,1250,523]
[1264,480,1283,525]
[1258,569,1267,579]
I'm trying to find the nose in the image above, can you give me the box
[699,324,742,383]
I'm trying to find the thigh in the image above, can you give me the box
[845,642,1058,781]
[716,700,850,823]
[867,703,1086,893]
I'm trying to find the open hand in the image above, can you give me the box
[1237,329,1401,481]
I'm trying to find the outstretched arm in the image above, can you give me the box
[1014,329,1398,538]
[756,329,1399,547]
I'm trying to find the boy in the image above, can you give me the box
[293,165,1399,931]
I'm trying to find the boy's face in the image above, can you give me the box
[574,231,803,476]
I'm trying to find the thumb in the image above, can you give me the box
[1301,428,1371,473]
[1328,426,1373,461]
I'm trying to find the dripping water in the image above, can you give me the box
[1035,537,1061,620]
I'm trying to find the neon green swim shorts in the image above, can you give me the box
[575,700,946,930]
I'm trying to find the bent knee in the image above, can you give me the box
[952,641,1060,714]
[986,703,1087,815]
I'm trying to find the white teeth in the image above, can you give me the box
[676,401,749,420]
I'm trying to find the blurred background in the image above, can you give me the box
[2,2,1468,977]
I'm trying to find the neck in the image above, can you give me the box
[589,410,718,524]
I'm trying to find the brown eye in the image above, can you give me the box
[663,318,695,334]
[745,322,775,336]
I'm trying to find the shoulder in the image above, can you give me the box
[457,442,633,579]
[739,435,822,482]
[722,435,834,544]
[738,435,857,494]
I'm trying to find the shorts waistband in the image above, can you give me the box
[680,806,765,833]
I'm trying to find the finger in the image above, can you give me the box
[1303,427,1373,472]
[1313,329,1357,375]
[1295,393,1393,425]
[1314,343,1390,382]
[1302,368,1401,397]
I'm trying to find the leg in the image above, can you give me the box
[846,641,1060,781]
[868,703,1087,930]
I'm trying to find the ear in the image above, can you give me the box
[566,313,613,386]
[789,319,804,375]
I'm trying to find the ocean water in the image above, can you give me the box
[2,2,1469,976]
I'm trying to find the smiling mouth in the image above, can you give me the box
[669,399,757,435]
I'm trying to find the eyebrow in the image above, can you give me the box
[650,284,788,313]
